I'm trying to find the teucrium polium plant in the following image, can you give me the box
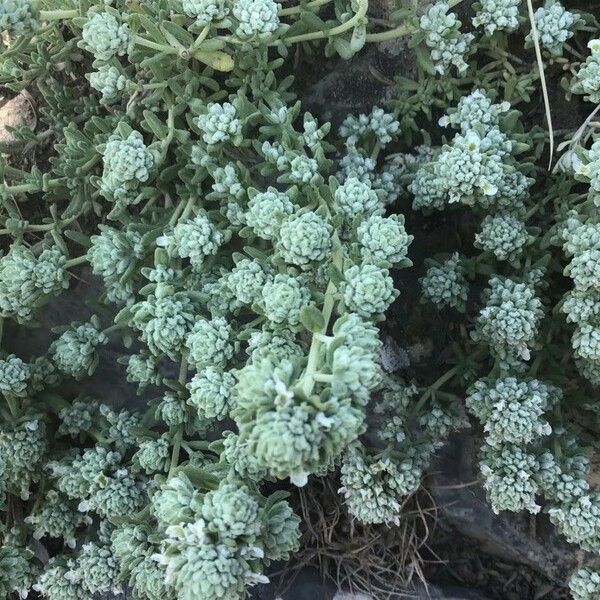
[1,0,600,597]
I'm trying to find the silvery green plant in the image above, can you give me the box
[418,1,474,75]
[524,0,581,56]
[339,378,466,525]
[408,80,600,583]
[560,212,600,386]
[472,0,522,36]
[410,90,533,212]
[569,568,600,600]
[572,39,600,103]
[0,0,421,595]
[421,253,469,312]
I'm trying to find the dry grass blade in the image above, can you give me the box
[526,0,554,169]
[274,475,437,600]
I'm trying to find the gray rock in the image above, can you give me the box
[299,43,412,127]
[417,583,490,600]
[428,432,581,586]
[252,567,335,600]
[7,267,147,410]
[252,567,491,600]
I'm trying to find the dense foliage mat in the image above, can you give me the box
[1,0,600,598]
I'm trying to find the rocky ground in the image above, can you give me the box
[1,5,593,598]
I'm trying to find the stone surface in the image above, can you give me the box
[251,569,491,600]
[7,267,146,409]
[0,91,35,143]
[299,43,412,127]
[418,584,490,600]
[252,567,336,600]
[428,432,582,586]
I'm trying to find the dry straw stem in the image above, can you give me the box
[526,0,555,169]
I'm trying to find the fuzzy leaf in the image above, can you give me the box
[300,305,325,333]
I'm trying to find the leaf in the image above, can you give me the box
[39,392,69,414]
[350,23,366,53]
[264,490,290,510]
[299,11,327,31]
[64,230,91,248]
[136,15,168,44]
[113,305,134,325]
[238,226,255,239]
[300,305,325,333]
[194,50,234,72]
[328,264,344,286]
[196,39,226,52]
[160,21,195,47]
[243,246,269,261]
[501,109,521,131]
[142,110,168,139]
[154,248,170,266]
[180,466,221,490]
[332,37,354,60]
[326,336,345,363]
[414,45,436,75]
[408,30,426,49]
[122,333,133,349]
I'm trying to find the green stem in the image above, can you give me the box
[30,477,47,514]
[365,22,411,43]
[301,279,337,398]
[1,183,38,195]
[0,215,79,236]
[313,332,333,345]
[65,255,88,269]
[170,357,188,479]
[415,364,461,412]
[168,196,195,227]
[190,25,211,52]
[281,0,368,45]
[178,357,189,386]
[31,221,65,232]
[529,353,543,377]
[39,9,79,20]
[313,373,333,383]
[0,223,45,235]
[563,42,584,61]
[365,0,464,43]
[168,427,183,478]
[5,395,17,419]
[132,35,179,55]
[300,230,343,398]
[158,109,176,164]
[523,202,540,221]
[279,0,332,17]
[241,315,266,332]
